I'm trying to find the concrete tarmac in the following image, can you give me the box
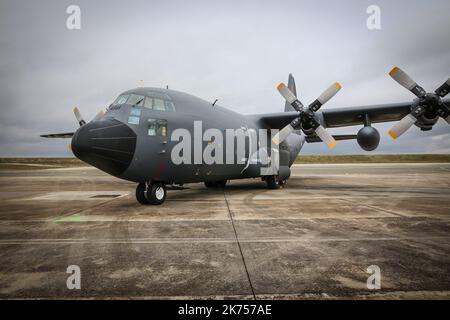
[0,163,449,299]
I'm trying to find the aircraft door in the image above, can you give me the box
[146,117,170,179]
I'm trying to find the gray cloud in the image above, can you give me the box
[0,0,449,156]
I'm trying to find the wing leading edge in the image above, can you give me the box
[40,132,74,138]
[251,101,449,129]
[321,101,413,128]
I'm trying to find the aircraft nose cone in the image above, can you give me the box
[71,118,137,176]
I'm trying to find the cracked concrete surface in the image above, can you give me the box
[0,163,449,299]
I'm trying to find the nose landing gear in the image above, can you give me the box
[136,181,167,205]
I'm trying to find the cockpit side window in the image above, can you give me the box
[164,100,176,112]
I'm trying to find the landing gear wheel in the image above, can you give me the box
[266,176,280,189]
[136,183,149,205]
[204,180,227,188]
[145,182,166,205]
[216,180,227,188]
[204,181,217,188]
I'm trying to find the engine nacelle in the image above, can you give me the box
[411,98,439,131]
[357,126,380,151]
[415,113,439,131]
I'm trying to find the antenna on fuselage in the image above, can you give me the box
[166,85,168,89]
[212,99,218,106]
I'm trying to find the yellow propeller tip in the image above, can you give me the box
[276,83,285,90]
[389,67,399,76]
[388,130,398,140]
[335,82,342,90]
[328,141,337,149]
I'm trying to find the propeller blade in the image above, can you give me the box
[277,83,304,111]
[389,67,426,98]
[435,78,450,98]
[387,113,417,139]
[272,124,295,145]
[73,107,86,126]
[309,82,342,112]
[92,110,105,121]
[314,125,336,149]
[437,102,450,124]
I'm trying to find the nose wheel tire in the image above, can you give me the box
[146,182,166,205]
[136,183,149,204]
[136,182,167,205]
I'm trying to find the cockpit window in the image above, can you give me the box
[112,94,129,105]
[126,94,145,106]
[143,93,176,112]
[113,92,175,111]
[153,98,166,111]
[164,100,176,112]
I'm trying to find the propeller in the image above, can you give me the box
[41,107,105,141]
[388,67,450,139]
[92,109,106,121]
[73,107,105,127]
[272,82,342,148]
[73,107,86,126]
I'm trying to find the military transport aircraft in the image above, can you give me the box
[42,67,450,205]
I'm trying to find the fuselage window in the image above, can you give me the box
[126,94,145,106]
[148,118,167,137]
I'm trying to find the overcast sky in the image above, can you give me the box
[0,0,449,156]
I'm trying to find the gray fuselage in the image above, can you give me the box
[71,87,304,184]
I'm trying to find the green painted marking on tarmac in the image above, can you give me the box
[53,216,82,223]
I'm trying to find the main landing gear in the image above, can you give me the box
[264,176,286,189]
[204,180,227,188]
[136,181,167,205]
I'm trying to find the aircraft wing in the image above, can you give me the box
[321,102,412,128]
[40,132,74,138]
[249,111,299,129]
[250,101,415,129]
[305,134,357,143]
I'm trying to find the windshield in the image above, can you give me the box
[112,94,129,105]
[112,94,145,106]
[126,94,145,106]
[112,92,175,111]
